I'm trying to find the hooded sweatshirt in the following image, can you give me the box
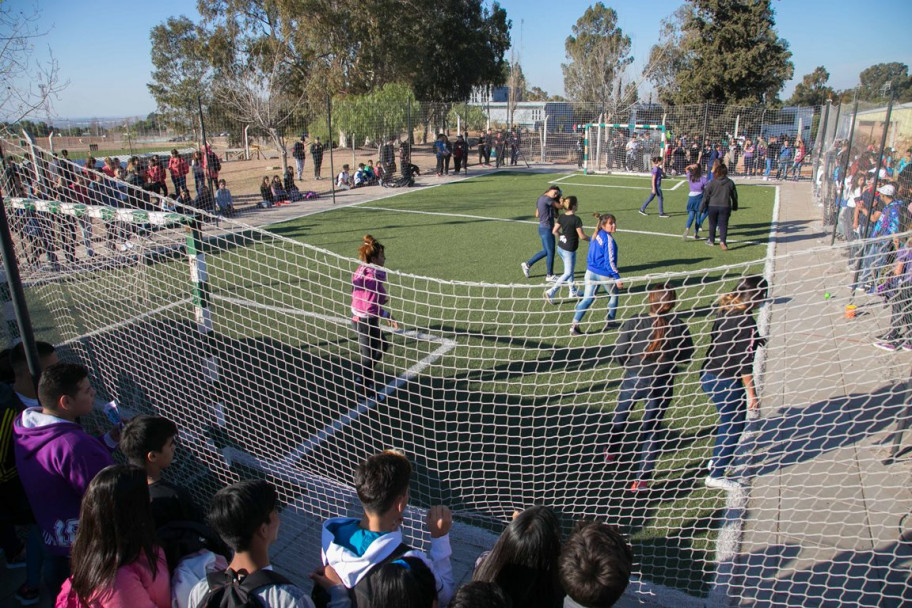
[320,516,454,607]
[14,407,115,556]
[586,230,620,280]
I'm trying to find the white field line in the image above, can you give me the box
[669,180,686,190]
[549,174,576,184]
[707,184,780,606]
[356,205,762,246]
[60,298,192,346]
[211,294,457,470]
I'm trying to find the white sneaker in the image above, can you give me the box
[705,476,743,490]
[125,241,135,250]
[118,244,128,252]
[746,408,760,421]
[521,262,530,278]
[545,275,558,282]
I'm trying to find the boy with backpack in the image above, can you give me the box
[317,450,455,607]
[189,479,349,608]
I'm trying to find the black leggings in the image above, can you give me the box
[706,207,731,245]
[354,316,386,383]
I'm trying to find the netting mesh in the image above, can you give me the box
[1,129,910,607]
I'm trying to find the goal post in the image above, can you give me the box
[576,122,668,175]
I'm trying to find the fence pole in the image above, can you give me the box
[860,87,896,241]
[814,102,830,213]
[327,96,336,206]
[0,145,42,393]
[197,95,215,196]
[701,102,710,145]
[831,94,859,246]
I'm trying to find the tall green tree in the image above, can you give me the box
[148,16,211,132]
[646,0,793,106]
[787,66,835,107]
[857,62,912,102]
[561,3,633,110]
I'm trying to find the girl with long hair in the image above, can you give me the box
[701,276,768,490]
[351,235,398,395]
[604,283,694,491]
[473,506,563,608]
[570,213,622,336]
[545,196,589,303]
[683,163,708,240]
[56,464,169,608]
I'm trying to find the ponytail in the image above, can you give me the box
[358,234,384,263]
[642,283,676,361]
[561,195,578,211]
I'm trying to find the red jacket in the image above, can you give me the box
[168,156,189,178]
[147,164,166,184]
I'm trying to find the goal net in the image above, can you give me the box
[0,135,909,608]
[580,123,667,175]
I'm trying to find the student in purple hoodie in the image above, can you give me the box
[13,362,117,594]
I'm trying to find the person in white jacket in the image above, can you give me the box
[319,450,455,607]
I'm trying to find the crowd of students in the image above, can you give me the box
[0,360,634,608]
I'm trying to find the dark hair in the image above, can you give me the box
[354,450,412,515]
[358,234,386,265]
[717,275,769,314]
[37,362,88,411]
[120,415,179,467]
[70,464,159,604]
[473,506,563,608]
[450,581,513,608]
[591,213,616,231]
[207,479,278,552]
[9,341,56,376]
[713,163,728,179]
[559,521,632,608]
[370,556,437,608]
[643,283,677,361]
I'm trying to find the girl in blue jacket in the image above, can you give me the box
[571,213,623,336]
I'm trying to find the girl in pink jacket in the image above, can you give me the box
[56,465,169,608]
[351,234,398,396]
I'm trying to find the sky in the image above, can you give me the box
[6,0,912,120]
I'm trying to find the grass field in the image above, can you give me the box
[21,170,777,596]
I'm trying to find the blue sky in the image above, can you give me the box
[8,0,912,119]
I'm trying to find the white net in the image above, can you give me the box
[1,134,910,607]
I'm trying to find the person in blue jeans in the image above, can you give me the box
[545,196,589,303]
[521,185,562,281]
[701,276,768,490]
[603,283,694,491]
[570,213,622,336]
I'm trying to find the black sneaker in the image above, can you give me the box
[637,210,647,216]
[15,584,39,606]
[603,320,621,331]
[570,324,582,337]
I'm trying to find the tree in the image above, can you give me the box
[646,0,793,106]
[0,4,67,128]
[148,17,211,133]
[332,83,415,146]
[448,103,488,131]
[561,3,633,112]
[788,67,836,107]
[857,62,912,102]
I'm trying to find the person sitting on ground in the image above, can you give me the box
[473,506,564,608]
[450,581,513,608]
[284,166,303,201]
[195,184,215,214]
[271,175,289,205]
[189,479,349,608]
[14,362,118,594]
[258,176,274,208]
[365,160,378,184]
[354,163,370,188]
[337,164,353,190]
[559,521,632,608]
[319,450,455,607]
[214,179,236,216]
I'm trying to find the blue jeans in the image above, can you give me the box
[527,225,556,276]
[764,157,771,177]
[685,194,706,230]
[640,186,664,214]
[573,270,618,323]
[700,372,746,477]
[547,248,578,296]
[295,157,305,179]
[605,372,674,481]
[855,240,890,288]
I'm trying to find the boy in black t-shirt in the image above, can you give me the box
[120,415,202,528]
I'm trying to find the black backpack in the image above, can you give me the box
[311,542,410,608]
[198,568,292,608]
